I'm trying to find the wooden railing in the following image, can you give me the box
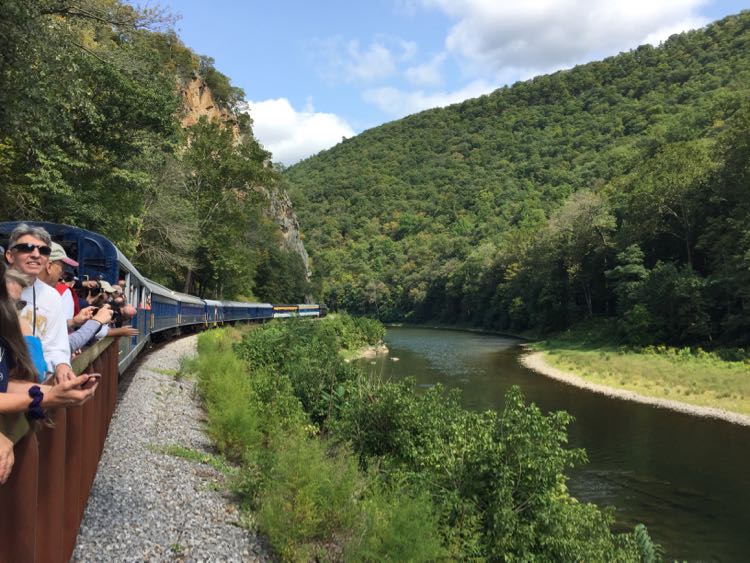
[0,338,119,563]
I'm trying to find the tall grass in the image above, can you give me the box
[536,336,750,414]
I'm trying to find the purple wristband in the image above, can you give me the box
[28,385,46,420]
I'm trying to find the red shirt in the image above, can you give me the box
[55,283,80,316]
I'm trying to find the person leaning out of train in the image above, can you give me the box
[38,242,96,332]
[92,282,138,339]
[108,283,136,325]
[36,243,113,352]
[76,281,105,314]
[4,224,75,383]
[39,242,79,322]
[1,260,99,484]
[57,269,81,318]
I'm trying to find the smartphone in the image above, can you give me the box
[81,373,101,389]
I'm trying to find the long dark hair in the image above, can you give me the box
[0,260,36,381]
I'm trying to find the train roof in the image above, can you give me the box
[0,221,150,286]
[222,300,273,308]
[142,277,204,305]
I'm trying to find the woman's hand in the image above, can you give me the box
[0,432,14,484]
[42,375,98,408]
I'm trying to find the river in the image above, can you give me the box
[358,327,750,562]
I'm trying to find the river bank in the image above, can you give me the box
[520,349,750,427]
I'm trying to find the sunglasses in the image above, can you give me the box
[88,287,102,296]
[11,243,52,256]
[15,300,27,312]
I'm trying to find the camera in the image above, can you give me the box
[109,301,123,326]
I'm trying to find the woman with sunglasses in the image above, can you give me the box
[0,260,99,484]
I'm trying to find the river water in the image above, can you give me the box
[358,327,750,562]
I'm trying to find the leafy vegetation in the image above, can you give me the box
[192,318,657,561]
[0,0,308,301]
[285,12,750,347]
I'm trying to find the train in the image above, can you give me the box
[0,221,326,373]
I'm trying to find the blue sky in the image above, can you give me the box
[154,0,748,165]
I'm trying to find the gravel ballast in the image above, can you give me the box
[73,335,270,562]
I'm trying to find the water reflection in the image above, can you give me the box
[359,327,750,562]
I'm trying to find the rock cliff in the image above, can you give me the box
[180,73,239,135]
[255,185,311,279]
[180,75,310,278]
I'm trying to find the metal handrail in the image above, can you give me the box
[0,337,119,563]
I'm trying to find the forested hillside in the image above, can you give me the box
[285,12,750,346]
[0,0,309,301]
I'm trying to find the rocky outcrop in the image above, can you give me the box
[179,73,239,137]
[256,185,311,280]
[179,75,311,279]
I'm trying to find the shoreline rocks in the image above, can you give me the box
[355,343,389,360]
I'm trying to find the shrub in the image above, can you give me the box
[258,433,361,561]
[197,324,654,561]
[345,483,445,562]
[352,316,386,345]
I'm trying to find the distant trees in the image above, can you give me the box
[285,11,750,346]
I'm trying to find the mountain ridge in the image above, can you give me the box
[284,11,750,345]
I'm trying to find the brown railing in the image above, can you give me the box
[0,337,119,563]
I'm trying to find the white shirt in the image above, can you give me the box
[20,278,71,372]
[60,288,75,321]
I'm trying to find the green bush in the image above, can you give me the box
[352,316,386,345]
[345,483,446,562]
[194,333,260,460]
[235,318,368,425]
[258,433,361,561]
[196,324,657,561]
[334,377,645,559]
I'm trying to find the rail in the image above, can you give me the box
[0,337,119,563]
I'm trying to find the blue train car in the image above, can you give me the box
[175,290,206,327]
[250,303,274,321]
[221,300,245,322]
[143,279,180,333]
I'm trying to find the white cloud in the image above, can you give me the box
[418,0,710,75]
[641,16,709,46]
[363,79,498,118]
[246,98,355,166]
[405,53,447,87]
[312,35,418,84]
[346,41,397,82]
